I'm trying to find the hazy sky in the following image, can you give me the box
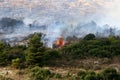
[0,0,120,47]
[0,0,120,28]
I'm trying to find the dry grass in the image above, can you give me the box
[0,56,120,80]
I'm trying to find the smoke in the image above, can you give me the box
[0,0,120,47]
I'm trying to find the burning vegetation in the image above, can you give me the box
[53,36,65,48]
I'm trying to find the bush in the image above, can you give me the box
[96,73,104,80]
[54,73,62,78]
[12,58,25,69]
[99,38,111,46]
[88,49,111,58]
[43,49,61,60]
[0,41,8,66]
[6,47,25,64]
[0,41,6,52]
[43,49,61,65]
[29,66,52,80]
[85,74,96,80]
[0,53,8,66]
[76,68,120,80]
[77,70,86,79]
[83,33,96,40]
[101,68,120,80]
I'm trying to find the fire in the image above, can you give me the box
[53,36,65,48]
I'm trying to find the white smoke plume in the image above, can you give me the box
[0,0,120,47]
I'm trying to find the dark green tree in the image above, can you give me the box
[83,33,96,40]
[0,41,7,66]
[25,33,46,66]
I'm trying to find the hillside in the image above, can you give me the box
[0,33,120,80]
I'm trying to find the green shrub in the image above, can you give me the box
[88,49,111,58]
[54,73,62,78]
[43,49,60,60]
[0,53,7,66]
[98,38,111,46]
[42,49,61,65]
[77,70,86,79]
[84,74,96,80]
[84,71,96,80]
[0,41,8,66]
[6,47,25,64]
[25,33,46,67]
[96,73,104,80]
[12,58,25,69]
[0,41,6,52]
[101,67,120,80]
[29,66,52,80]
[83,33,96,40]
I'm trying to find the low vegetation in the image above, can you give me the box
[0,33,120,80]
[28,67,120,80]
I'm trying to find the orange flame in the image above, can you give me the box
[55,36,65,48]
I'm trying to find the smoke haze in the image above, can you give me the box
[0,0,120,47]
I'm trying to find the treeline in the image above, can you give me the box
[0,33,60,68]
[61,33,120,59]
[0,33,120,68]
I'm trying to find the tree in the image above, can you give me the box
[0,41,5,52]
[0,41,7,66]
[6,46,25,64]
[28,33,45,53]
[25,33,46,66]
[109,28,115,37]
[83,33,96,40]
